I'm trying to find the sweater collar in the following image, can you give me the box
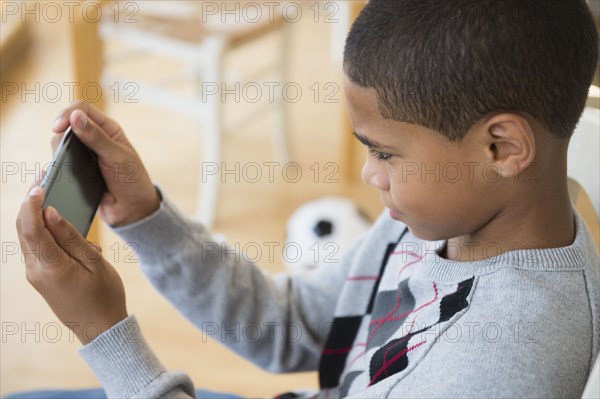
[418,209,590,282]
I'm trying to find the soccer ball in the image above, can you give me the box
[284,196,372,271]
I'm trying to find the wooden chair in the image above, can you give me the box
[567,173,598,399]
[99,1,292,228]
[568,106,600,218]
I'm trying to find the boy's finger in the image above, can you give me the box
[88,241,103,253]
[69,110,122,160]
[17,187,52,263]
[43,206,101,268]
[50,132,64,155]
[52,101,122,138]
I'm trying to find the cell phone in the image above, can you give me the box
[41,126,107,238]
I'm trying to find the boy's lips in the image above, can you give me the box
[381,196,402,220]
[388,209,402,220]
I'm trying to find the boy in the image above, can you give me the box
[15,0,600,397]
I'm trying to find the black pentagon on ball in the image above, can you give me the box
[313,219,334,237]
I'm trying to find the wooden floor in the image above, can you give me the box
[0,6,382,398]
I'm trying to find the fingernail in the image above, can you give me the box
[48,206,61,224]
[75,113,88,129]
[52,115,63,129]
[29,186,43,196]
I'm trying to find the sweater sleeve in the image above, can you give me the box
[110,186,356,373]
[79,315,196,399]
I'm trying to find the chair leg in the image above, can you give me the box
[271,23,292,164]
[197,116,221,228]
[196,37,226,228]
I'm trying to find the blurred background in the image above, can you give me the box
[0,1,380,397]
[1,1,598,397]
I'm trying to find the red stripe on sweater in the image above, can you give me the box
[346,282,438,371]
[322,347,353,355]
[369,340,427,386]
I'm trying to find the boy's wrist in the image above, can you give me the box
[112,186,162,228]
[74,312,130,346]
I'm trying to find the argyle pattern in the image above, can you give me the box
[318,228,475,396]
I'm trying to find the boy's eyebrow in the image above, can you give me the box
[352,131,393,149]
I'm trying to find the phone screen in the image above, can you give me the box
[41,127,107,237]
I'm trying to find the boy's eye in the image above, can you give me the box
[368,147,392,162]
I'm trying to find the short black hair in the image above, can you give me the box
[344,0,599,141]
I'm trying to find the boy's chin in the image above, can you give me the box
[388,210,453,242]
[388,209,402,220]
[405,224,451,243]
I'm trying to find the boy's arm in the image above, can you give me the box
[79,315,196,399]
[16,178,195,399]
[111,186,357,373]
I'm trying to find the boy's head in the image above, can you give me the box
[343,0,598,241]
[344,0,598,141]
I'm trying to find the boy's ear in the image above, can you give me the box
[480,113,536,178]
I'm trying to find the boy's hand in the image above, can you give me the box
[52,100,161,227]
[16,182,128,345]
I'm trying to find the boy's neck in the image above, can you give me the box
[443,177,575,263]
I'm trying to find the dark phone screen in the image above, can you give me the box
[41,128,107,237]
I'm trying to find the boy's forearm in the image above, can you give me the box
[109,186,347,372]
[109,185,195,266]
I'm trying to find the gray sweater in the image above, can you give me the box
[80,188,600,398]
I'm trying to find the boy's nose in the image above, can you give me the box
[361,157,390,191]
